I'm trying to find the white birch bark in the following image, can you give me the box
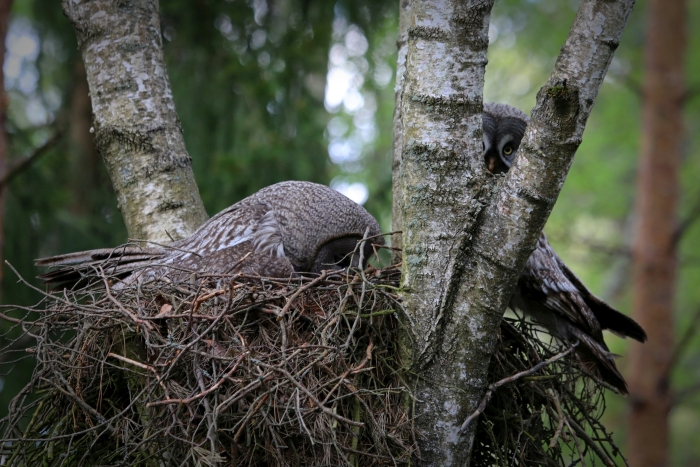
[396,1,494,464]
[62,0,208,243]
[390,0,411,262]
[395,0,636,465]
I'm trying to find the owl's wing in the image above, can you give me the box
[36,201,293,288]
[36,246,166,288]
[167,202,291,275]
[518,233,646,341]
[517,233,601,335]
[553,249,647,342]
[510,232,646,394]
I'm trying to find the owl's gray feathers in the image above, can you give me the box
[483,102,528,121]
[483,103,646,394]
[37,181,383,287]
[511,233,646,393]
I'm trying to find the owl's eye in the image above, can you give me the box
[503,145,513,155]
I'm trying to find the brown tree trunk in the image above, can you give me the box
[628,0,686,465]
[69,59,99,216]
[0,0,13,294]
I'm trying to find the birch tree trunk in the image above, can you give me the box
[394,1,636,464]
[62,0,208,243]
[627,0,686,465]
[390,0,410,263]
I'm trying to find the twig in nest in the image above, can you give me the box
[561,411,617,467]
[547,389,565,450]
[322,342,374,405]
[254,360,364,428]
[147,353,247,407]
[276,269,329,320]
[563,415,587,467]
[460,342,578,433]
[100,268,153,331]
[39,377,113,432]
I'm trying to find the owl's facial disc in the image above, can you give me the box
[309,235,374,274]
[497,134,516,167]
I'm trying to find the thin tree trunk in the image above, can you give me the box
[394,1,636,464]
[628,0,686,465]
[62,0,208,243]
[0,0,13,294]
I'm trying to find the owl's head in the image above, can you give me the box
[482,103,529,174]
[247,181,384,274]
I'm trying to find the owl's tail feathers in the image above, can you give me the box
[569,326,629,395]
[35,246,165,289]
[587,294,647,343]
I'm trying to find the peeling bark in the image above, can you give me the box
[395,1,636,465]
[62,0,208,243]
[627,0,685,465]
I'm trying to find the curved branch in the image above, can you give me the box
[0,130,63,189]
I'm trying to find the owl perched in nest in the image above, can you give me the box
[483,103,646,394]
[37,181,384,287]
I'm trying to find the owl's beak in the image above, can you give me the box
[486,154,497,173]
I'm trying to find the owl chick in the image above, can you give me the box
[483,103,646,394]
[37,181,383,287]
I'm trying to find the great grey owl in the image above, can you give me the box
[483,103,646,394]
[37,181,384,287]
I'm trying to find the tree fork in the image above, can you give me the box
[395,1,636,465]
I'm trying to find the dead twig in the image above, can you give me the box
[460,343,578,433]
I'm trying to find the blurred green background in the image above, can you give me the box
[1,0,698,464]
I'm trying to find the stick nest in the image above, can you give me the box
[0,264,626,466]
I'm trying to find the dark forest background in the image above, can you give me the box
[1,0,698,464]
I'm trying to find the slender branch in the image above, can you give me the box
[100,268,154,331]
[146,354,247,407]
[107,352,156,372]
[562,413,617,467]
[254,360,364,428]
[668,305,700,372]
[39,377,113,432]
[0,130,63,189]
[673,380,700,405]
[674,193,700,244]
[459,343,577,433]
